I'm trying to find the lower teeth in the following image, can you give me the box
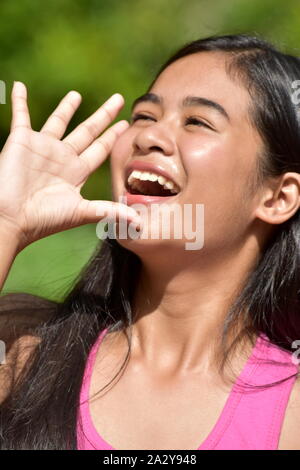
[129,180,175,197]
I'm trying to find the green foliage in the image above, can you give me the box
[1,0,299,300]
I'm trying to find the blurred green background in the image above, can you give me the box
[0,0,299,302]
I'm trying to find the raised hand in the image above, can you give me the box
[0,82,140,253]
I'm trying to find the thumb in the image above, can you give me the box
[78,199,143,228]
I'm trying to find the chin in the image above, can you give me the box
[114,229,188,256]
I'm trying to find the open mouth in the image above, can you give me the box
[125,170,180,197]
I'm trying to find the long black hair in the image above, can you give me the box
[1,33,300,450]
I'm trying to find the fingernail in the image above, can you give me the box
[131,216,143,231]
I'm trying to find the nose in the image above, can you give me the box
[132,122,174,156]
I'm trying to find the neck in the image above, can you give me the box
[127,235,262,378]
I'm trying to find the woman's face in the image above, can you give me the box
[110,51,264,256]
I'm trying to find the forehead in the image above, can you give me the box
[149,52,251,122]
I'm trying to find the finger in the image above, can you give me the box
[10,81,31,131]
[78,120,129,177]
[40,91,82,139]
[77,199,143,228]
[63,93,125,155]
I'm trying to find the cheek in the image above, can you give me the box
[182,138,252,235]
[110,132,131,169]
[182,139,231,197]
[182,137,249,202]
[110,132,133,196]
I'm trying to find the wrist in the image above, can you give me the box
[0,218,26,255]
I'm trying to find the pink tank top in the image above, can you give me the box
[76,328,299,450]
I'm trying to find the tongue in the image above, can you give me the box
[133,180,174,197]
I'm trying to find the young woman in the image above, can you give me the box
[0,33,300,451]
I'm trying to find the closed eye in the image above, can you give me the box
[130,113,213,129]
[130,113,155,123]
[185,117,213,129]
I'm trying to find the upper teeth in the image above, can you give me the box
[127,170,179,194]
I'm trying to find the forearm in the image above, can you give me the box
[0,223,21,292]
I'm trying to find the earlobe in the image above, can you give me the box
[255,172,300,225]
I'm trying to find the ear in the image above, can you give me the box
[254,172,300,225]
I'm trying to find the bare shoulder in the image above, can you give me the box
[0,333,41,404]
[278,371,300,450]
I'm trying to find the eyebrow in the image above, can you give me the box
[131,92,230,122]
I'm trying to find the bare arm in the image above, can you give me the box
[0,221,22,292]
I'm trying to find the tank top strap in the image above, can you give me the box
[77,327,112,450]
[211,332,299,450]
